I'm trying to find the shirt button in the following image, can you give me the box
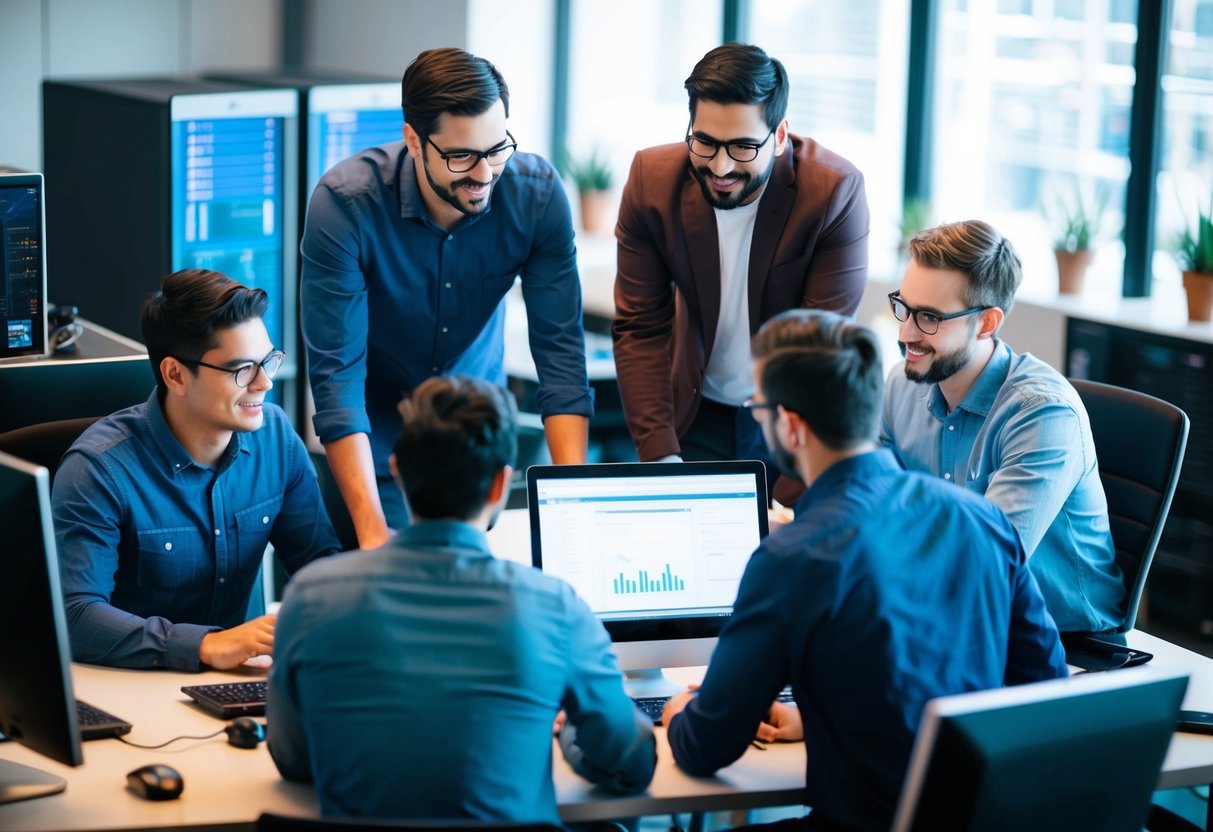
[164,542,173,551]
[944,473,952,480]
[262,516,269,524]
[446,234,454,241]
[441,326,448,333]
[948,425,955,431]
[445,282,452,288]
[214,529,221,536]
[432,366,438,372]
[219,577,225,583]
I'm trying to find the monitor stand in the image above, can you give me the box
[622,668,684,699]
[0,759,67,805]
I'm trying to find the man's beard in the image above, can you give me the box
[765,425,802,483]
[423,157,497,216]
[900,340,973,385]
[690,153,774,210]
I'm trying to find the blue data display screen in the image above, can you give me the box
[309,108,402,192]
[171,116,286,350]
[0,182,45,358]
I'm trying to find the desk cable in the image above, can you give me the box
[115,729,227,750]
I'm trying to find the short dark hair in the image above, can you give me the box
[751,309,883,450]
[401,47,510,139]
[909,220,1023,316]
[684,43,789,132]
[140,269,268,397]
[394,376,518,521]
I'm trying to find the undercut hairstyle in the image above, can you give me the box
[401,47,510,140]
[909,220,1023,317]
[140,269,268,397]
[685,43,789,132]
[394,376,518,521]
[750,309,884,450]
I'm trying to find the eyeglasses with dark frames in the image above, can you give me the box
[887,292,990,336]
[424,131,517,173]
[741,398,778,414]
[686,124,776,163]
[173,349,286,388]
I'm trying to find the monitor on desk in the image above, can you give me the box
[0,451,83,805]
[0,173,49,363]
[528,460,769,696]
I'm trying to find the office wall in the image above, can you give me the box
[0,0,282,172]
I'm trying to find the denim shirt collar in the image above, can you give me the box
[793,448,901,515]
[145,391,249,477]
[395,145,494,233]
[926,340,1012,420]
[394,519,494,559]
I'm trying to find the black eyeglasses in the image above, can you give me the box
[424,131,517,173]
[741,398,778,414]
[888,292,989,336]
[174,349,285,388]
[686,125,775,163]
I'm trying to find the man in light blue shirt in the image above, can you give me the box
[880,220,1123,633]
[267,376,654,821]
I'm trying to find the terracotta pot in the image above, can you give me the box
[1054,248,1094,295]
[1183,270,1213,323]
[579,189,613,235]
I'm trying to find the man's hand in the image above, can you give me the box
[756,701,803,743]
[199,614,276,670]
[661,687,697,726]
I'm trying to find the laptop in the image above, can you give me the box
[0,172,50,363]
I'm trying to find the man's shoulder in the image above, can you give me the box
[502,150,560,184]
[316,141,406,200]
[68,402,148,459]
[998,348,1083,413]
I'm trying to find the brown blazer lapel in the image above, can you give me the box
[680,176,722,355]
[748,152,796,332]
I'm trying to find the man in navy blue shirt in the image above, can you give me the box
[662,309,1067,832]
[302,47,592,550]
[54,270,340,671]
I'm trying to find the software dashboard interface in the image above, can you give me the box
[307,83,402,196]
[530,464,766,623]
[0,174,47,360]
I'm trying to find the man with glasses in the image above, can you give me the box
[53,269,341,670]
[662,309,1066,832]
[302,47,591,550]
[613,43,868,493]
[880,220,1124,634]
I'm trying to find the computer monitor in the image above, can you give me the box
[891,668,1189,832]
[0,172,49,362]
[306,82,402,197]
[528,460,769,696]
[0,451,84,805]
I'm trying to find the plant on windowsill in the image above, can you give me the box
[1177,192,1213,323]
[897,197,932,261]
[565,148,615,236]
[1050,185,1108,295]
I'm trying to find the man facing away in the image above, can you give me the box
[663,309,1067,832]
[54,269,341,671]
[268,375,655,821]
[613,42,869,492]
[302,47,593,550]
[880,220,1124,634]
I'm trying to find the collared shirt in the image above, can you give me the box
[53,393,340,671]
[881,341,1124,633]
[665,450,1068,832]
[301,142,593,477]
[267,521,655,821]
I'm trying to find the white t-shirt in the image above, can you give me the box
[701,198,761,405]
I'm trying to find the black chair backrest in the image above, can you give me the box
[0,416,103,485]
[1069,379,1189,632]
[257,815,566,832]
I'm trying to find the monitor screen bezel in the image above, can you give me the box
[0,172,50,362]
[527,459,769,644]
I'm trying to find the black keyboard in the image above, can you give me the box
[633,689,795,726]
[181,679,268,719]
[76,699,132,740]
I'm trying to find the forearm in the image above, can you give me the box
[323,433,390,549]
[558,710,656,794]
[544,414,589,464]
[66,598,213,671]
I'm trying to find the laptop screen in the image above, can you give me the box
[527,461,769,629]
[0,173,49,361]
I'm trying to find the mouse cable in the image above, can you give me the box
[116,729,226,750]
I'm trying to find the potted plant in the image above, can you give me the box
[1177,193,1213,323]
[565,148,614,235]
[1051,185,1108,295]
[897,197,932,261]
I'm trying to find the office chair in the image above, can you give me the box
[1069,379,1190,633]
[891,668,1191,832]
[0,416,102,485]
[257,814,575,832]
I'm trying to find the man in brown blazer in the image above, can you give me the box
[613,43,869,484]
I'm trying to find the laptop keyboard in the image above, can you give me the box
[180,679,268,718]
[76,698,132,740]
[633,688,795,726]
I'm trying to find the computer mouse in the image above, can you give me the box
[224,716,266,749]
[125,763,184,800]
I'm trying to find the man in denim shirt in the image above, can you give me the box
[53,270,340,671]
[880,220,1123,633]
